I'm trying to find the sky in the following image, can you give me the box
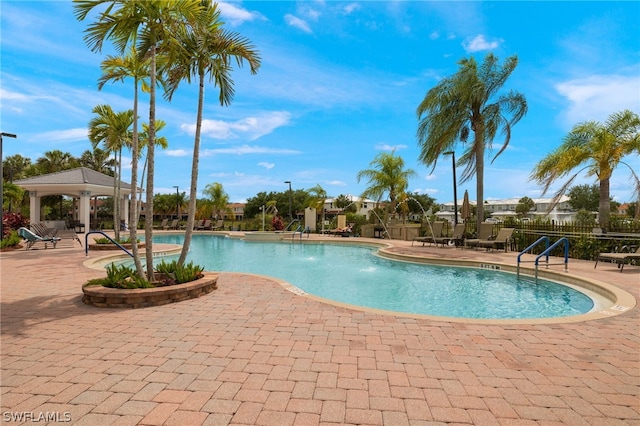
[1,1,639,205]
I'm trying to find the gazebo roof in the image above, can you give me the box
[15,167,132,197]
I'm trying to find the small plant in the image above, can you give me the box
[93,237,139,244]
[2,212,29,239]
[1,231,22,249]
[86,264,153,289]
[155,259,205,284]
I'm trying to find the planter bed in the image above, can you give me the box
[89,243,146,251]
[82,273,218,308]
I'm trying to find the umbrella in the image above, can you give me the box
[461,190,471,222]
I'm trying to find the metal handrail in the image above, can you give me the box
[284,219,300,232]
[534,237,569,281]
[85,230,134,258]
[292,225,311,240]
[517,236,549,277]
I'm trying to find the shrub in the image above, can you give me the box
[155,259,204,284]
[86,264,153,289]
[93,237,139,244]
[1,231,22,249]
[2,212,29,239]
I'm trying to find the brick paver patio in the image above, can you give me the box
[1,234,638,425]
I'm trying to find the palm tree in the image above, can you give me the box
[88,105,133,241]
[74,0,203,279]
[163,1,261,265]
[98,46,153,275]
[416,53,527,231]
[202,182,231,221]
[356,151,417,218]
[79,147,116,175]
[531,109,640,230]
[136,121,168,221]
[35,150,79,219]
[307,184,328,233]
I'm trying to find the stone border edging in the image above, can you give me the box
[82,273,218,308]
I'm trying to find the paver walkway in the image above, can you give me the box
[1,235,638,425]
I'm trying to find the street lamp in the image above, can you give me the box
[173,186,179,220]
[1,132,17,240]
[284,180,292,222]
[443,151,458,225]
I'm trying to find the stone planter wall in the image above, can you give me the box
[82,273,218,308]
[88,243,146,251]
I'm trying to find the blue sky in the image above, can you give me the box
[2,1,639,205]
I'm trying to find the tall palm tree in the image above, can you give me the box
[35,150,79,219]
[163,1,261,265]
[79,147,116,175]
[356,151,417,217]
[74,0,202,278]
[98,46,152,275]
[531,109,640,230]
[416,53,527,231]
[136,121,168,220]
[88,104,133,240]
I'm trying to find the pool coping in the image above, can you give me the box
[83,234,636,325]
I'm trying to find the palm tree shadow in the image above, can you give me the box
[1,293,95,338]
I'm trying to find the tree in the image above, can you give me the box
[163,0,261,265]
[74,0,203,279]
[202,182,231,220]
[531,110,640,231]
[567,184,600,212]
[88,104,133,241]
[307,184,328,232]
[79,147,116,175]
[35,150,79,219]
[515,196,534,217]
[356,151,416,215]
[3,154,32,181]
[98,45,154,276]
[416,53,527,232]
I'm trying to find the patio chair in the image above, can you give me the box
[211,219,224,230]
[165,219,178,230]
[464,222,494,249]
[412,222,445,246]
[469,228,515,252]
[434,223,466,247]
[156,218,168,230]
[200,220,212,230]
[594,245,640,272]
[18,227,61,250]
[193,219,205,230]
[31,222,58,239]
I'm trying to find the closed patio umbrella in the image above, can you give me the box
[461,190,471,222]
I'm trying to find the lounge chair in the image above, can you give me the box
[211,219,224,230]
[31,222,58,239]
[193,219,205,230]
[468,227,515,252]
[165,219,179,230]
[157,218,168,230]
[412,222,445,246]
[200,220,212,230]
[594,245,640,272]
[18,227,61,249]
[434,223,466,247]
[464,222,494,249]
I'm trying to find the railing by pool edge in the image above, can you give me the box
[517,236,569,281]
[85,230,134,258]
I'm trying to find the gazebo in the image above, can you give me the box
[14,167,133,235]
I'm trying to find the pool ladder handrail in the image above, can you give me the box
[85,230,134,258]
[517,236,569,281]
[292,225,311,240]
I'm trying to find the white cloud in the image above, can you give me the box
[32,128,87,142]
[555,73,640,126]
[202,145,301,156]
[462,34,502,52]
[343,3,360,15]
[164,149,190,157]
[327,180,347,186]
[285,14,312,33]
[375,143,407,151]
[258,161,275,169]
[429,31,439,40]
[181,111,292,141]
[217,2,262,26]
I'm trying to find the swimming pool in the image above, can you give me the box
[148,234,596,320]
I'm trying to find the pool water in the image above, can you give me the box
[150,234,594,319]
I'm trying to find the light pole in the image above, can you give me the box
[443,151,458,225]
[1,132,17,240]
[284,180,292,222]
[173,186,179,220]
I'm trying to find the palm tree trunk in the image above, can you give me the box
[475,133,485,233]
[129,77,144,277]
[178,72,205,265]
[112,151,119,241]
[144,44,157,281]
[599,178,610,232]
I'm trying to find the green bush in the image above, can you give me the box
[86,264,153,289]
[155,260,204,284]
[1,231,22,249]
[93,237,139,245]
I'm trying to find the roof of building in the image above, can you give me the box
[15,167,132,189]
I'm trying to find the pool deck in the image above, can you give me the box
[1,233,638,425]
